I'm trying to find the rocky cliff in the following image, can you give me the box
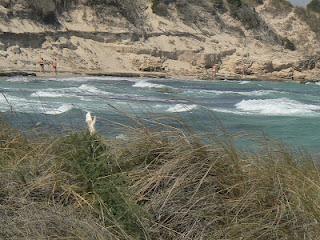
[0,0,320,81]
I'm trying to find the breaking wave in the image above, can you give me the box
[31,91,68,98]
[166,104,198,113]
[6,77,31,83]
[188,89,281,97]
[45,104,74,115]
[133,81,169,89]
[235,98,320,116]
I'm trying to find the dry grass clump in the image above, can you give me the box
[0,126,148,239]
[125,128,320,239]
[0,121,319,239]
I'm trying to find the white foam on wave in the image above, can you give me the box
[79,84,100,92]
[0,92,76,115]
[133,81,168,89]
[78,84,110,95]
[31,91,67,98]
[194,89,280,97]
[235,98,320,116]
[316,82,320,86]
[45,104,74,115]
[0,93,47,113]
[239,81,250,85]
[0,94,27,106]
[211,107,246,115]
[166,104,198,113]
[6,77,31,83]
[223,80,251,84]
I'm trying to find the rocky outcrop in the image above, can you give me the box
[0,0,319,80]
[135,57,165,72]
[200,49,237,69]
[296,56,320,71]
[52,37,77,50]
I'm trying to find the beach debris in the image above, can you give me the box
[86,112,96,135]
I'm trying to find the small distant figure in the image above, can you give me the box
[289,68,294,80]
[86,112,96,136]
[39,57,45,72]
[212,64,217,80]
[52,58,58,75]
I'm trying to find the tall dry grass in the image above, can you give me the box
[0,120,319,239]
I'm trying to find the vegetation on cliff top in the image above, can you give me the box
[0,118,320,239]
[308,0,320,13]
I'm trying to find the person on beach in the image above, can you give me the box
[39,57,45,72]
[212,64,217,80]
[52,59,57,75]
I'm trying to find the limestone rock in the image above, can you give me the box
[53,37,77,50]
[198,49,236,69]
[0,51,8,58]
[0,42,6,51]
[136,57,165,72]
[249,61,274,74]
[273,69,292,79]
[262,61,274,73]
[8,45,21,54]
[273,62,293,71]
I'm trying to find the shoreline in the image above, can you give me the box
[0,68,318,84]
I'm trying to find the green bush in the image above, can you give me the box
[307,0,320,13]
[151,0,170,16]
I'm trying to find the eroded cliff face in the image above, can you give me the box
[0,0,319,81]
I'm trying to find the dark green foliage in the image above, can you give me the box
[56,133,117,183]
[308,0,320,13]
[54,132,147,238]
[27,0,59,25]
[282,37,296,51]
[227,0,242,7]
[151,0,170,16]
[295,6,320,37]
[265,0,293,16]
[225,0,296,50]
[86,0,145,27]
[151,0,227,20]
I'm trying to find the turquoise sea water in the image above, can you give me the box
[0,76,319,152]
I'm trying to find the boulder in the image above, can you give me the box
[0,51,8,58]
[53,37,77,50]
[233,58,254,75]
[8,46,21,54]
[0,42,6,51]
[293,72,306,81]
[273,62,293,71]
[249,61,273,74]
[273,69,292,79]
[262,61,274,73]
[137,57,165,72]
[200,49,236,69]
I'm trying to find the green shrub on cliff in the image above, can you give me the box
[151,0,170,16]
[308,0,320,13]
